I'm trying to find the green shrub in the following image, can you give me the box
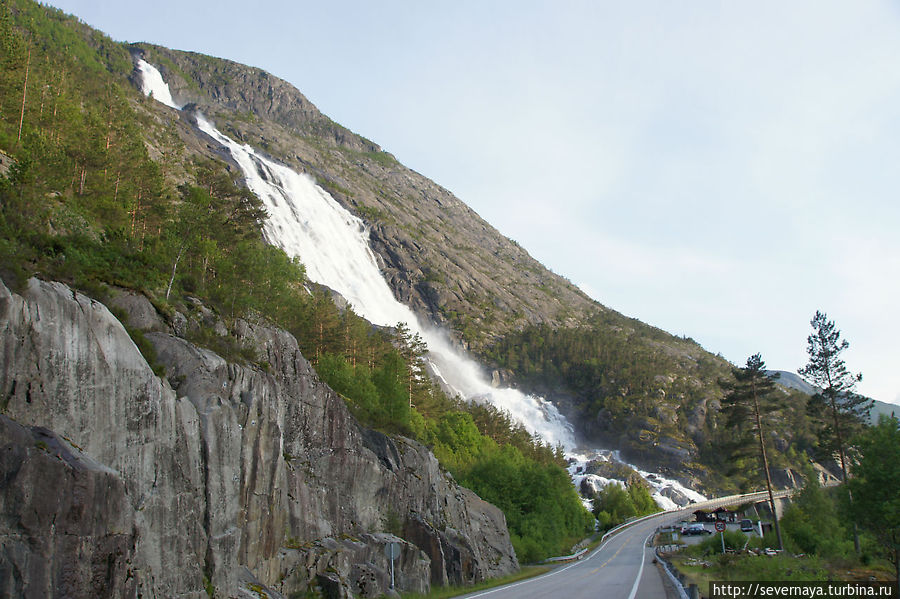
[592,481,659,530]
[779,479,854,560]
[688,529,749,556]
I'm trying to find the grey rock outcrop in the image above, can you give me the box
[0,416,136,599]
[659,485,694,507]
[0,278,517,598]
[579,475,607,500]
[584,458,640,481]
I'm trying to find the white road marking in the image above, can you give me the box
[627,530,656,599]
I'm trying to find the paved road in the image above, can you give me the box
[460,489,795,599]
[460,509,690,599]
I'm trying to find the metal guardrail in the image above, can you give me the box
[654,489,800,599]
[543,488,798,564]
[657,549,691,599]
[544,508,676,563]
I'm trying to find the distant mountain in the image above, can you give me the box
[768,370,818,395]
[768,370,895,425]
[871,398,898,422]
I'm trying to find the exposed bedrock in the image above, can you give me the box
[0,278,517,598]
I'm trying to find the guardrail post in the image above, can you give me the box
[688,583,700,599]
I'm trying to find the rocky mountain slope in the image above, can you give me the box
[131,43,781,483]
[0,277,517,598]
[137,44,600,350]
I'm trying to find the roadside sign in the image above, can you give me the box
[384,542,401,560]
[715,521,726,532]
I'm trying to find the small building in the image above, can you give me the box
[712,507,741,523]
[693,506,741,523]
[693,509,715,523]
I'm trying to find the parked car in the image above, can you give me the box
[681,523,712,535]
[740,519,754,532]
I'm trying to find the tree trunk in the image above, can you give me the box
[893,550,898,599]
[754,382,784,551]
[105,100,113,150]
[830,392,862,554]
[17,45,31,142]
[130,196,139,236]
[51,70,64,143]
[165,245,186,300]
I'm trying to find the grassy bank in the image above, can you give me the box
[402,566,550,599]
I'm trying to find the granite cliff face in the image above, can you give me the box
[0,278,517,598]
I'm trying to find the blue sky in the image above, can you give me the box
[47,1,900,405]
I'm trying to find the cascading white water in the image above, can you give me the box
[134,58,574,449]
[137,58,706,505]
[192,112,577,450]
[136,59,180,109]
[567,449,707,511]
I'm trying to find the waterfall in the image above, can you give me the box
[136,58,575,450]
[136,59,180,110]
[136,58,706,505]
[193,113,576,450]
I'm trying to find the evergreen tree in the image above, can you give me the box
[720,353,784,550]
[798,311,872,482]
[392,322,429,409]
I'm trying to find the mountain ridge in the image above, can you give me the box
[135,43,604,348]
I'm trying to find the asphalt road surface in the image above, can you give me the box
[460,509,690,599]
[459,490,793,599]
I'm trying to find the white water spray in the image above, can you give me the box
[567,449,707,511]
[137,59,705,505]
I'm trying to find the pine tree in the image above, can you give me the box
[798,310,871,555]
[720,353,784,550]
[798,311,872,482]
[392,322,429,408]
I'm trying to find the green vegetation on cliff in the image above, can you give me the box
[484,316,820,491]
[484,317,728,474]
[314,328,593,562]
